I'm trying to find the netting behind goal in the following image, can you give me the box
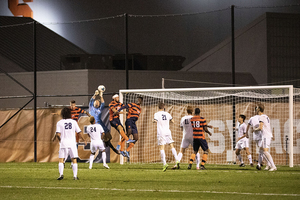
[120,86,300,166]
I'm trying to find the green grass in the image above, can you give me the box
[0,162,299,200]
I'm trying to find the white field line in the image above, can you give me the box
[0,186,299,197]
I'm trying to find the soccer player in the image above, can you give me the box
[86,116,109,169]
[234,114,253,167]
[153,102,179,172]
[109,94,135,157]
[52,107,87,180]
[246,112,267,170]
[89,90,119,155]
[116,96,143,158]
[188,108,212,170]
[253,104,277,171]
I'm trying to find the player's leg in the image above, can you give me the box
[159,144,168,171]
[89,152,95,169]
[101,150,109,169]
[199,139,209,169]
[57,148,66,180]
[125,121,138,156]
[196,152,200,169]
[69,146,79,180]
[103,131,119,155]
[189,140,200,169]
[169,142,179,168]
[245,147,253,166]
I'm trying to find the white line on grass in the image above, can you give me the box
[1,186,299,197]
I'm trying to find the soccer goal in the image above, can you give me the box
[119,85,300,167]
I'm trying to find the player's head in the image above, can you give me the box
[70,100,76,110]
[187,106,193,114]
[194,108,200,115]
[255,103,264,114]
[89,116,95,124]
[112,94,119,102]
[137,96,143,104]
[93,100,100,108]
[158,102,165,110]
[239,114,246,123]
[61,107,72,119]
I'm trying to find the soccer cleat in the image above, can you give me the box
[188,163,192,170]
[200,165,206,170]
[250,163,254,167]
[57,175,64,180]
[196,166,200,170]
[89,166,92,169]
[163,164,168,172]
[126,139,136,144]
[239,163,245,167]
[264,166,270,170]
[120,151,128,158]
[116,145,120,151]
[103,164,110,169]
[124,151,130,158]
[171,165,177,170]
[176,161,180,169]
[73,177,79,180]
[256,165,261,170]
[269,167,277,172]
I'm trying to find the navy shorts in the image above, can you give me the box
[125,119,138,134]
[110,118,125,132]
[193,139,209,152]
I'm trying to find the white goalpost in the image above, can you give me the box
[119,85,300,167]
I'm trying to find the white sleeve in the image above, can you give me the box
[75,121,81,133]
[168,113,173,121]
[154,113,158,121]
[99,125,104,133]
[56,121,62,133]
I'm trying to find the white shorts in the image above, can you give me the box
[90,140,105,154]
[157,135,174,146]
[180,138,193,149]
[261,137,272,149]
[59,146,78,159]
[235,138,249,149]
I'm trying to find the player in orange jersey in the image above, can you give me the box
[116,96,143,158]
[188,108,212,170]
[109,94,135,158]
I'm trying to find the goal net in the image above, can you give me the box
[119,85,300,167]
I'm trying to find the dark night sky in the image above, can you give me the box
[1,0,300,67]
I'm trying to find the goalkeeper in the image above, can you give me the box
[89,89,119,155]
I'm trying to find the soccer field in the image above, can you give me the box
[0,162,299,200]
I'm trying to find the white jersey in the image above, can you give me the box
[154,111,172,136]
[180,115,193,140]
[259,114,273,138]
[56,119,81,149]
[235,122,247,138]
[86,124,104,142]
[248,115,262,140]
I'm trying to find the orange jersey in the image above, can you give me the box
[191,116,207,139]
[71,107,85,121]
[119,103,141,120]
[109,100,124,121]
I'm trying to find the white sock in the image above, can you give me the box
[58,162,64,176]
[177,152,183,162]
[160,150,166,165]
[89,154,94,169]
[237,154,243,163]
[102,152,106,165]
[171,148,179,161]
[263,151,276,168]
[258,149,264,166]
[72,163,78,178]
[196,153,200,167]
[248,154,252,164]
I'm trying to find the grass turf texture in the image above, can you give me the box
[0,162,299,200]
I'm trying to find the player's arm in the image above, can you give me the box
[170,118,174,123]
[51,132,58,141]
[207,125,213,129]
[54,132,61,142]
[101,132,105,140]
[254,122,263,131]
[245,124,251,138]
[204,126,212,136]
[153,119,157,123]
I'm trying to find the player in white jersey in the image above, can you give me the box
[235,114,253,167]
[52,107,86,180]
[253,104,277,171]
[153,102,179,172]
[246,114,268,170]
[86,116,109,169]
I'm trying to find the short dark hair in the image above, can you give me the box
[195,108,200,115]
[187,106,193,114]
[61,107,71,119]
[89,116,95,124]
[70,100,76,104]
[158,102,165,109]
[239,114,246,122]
[137,96,143,101]
[256,103,265,112]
